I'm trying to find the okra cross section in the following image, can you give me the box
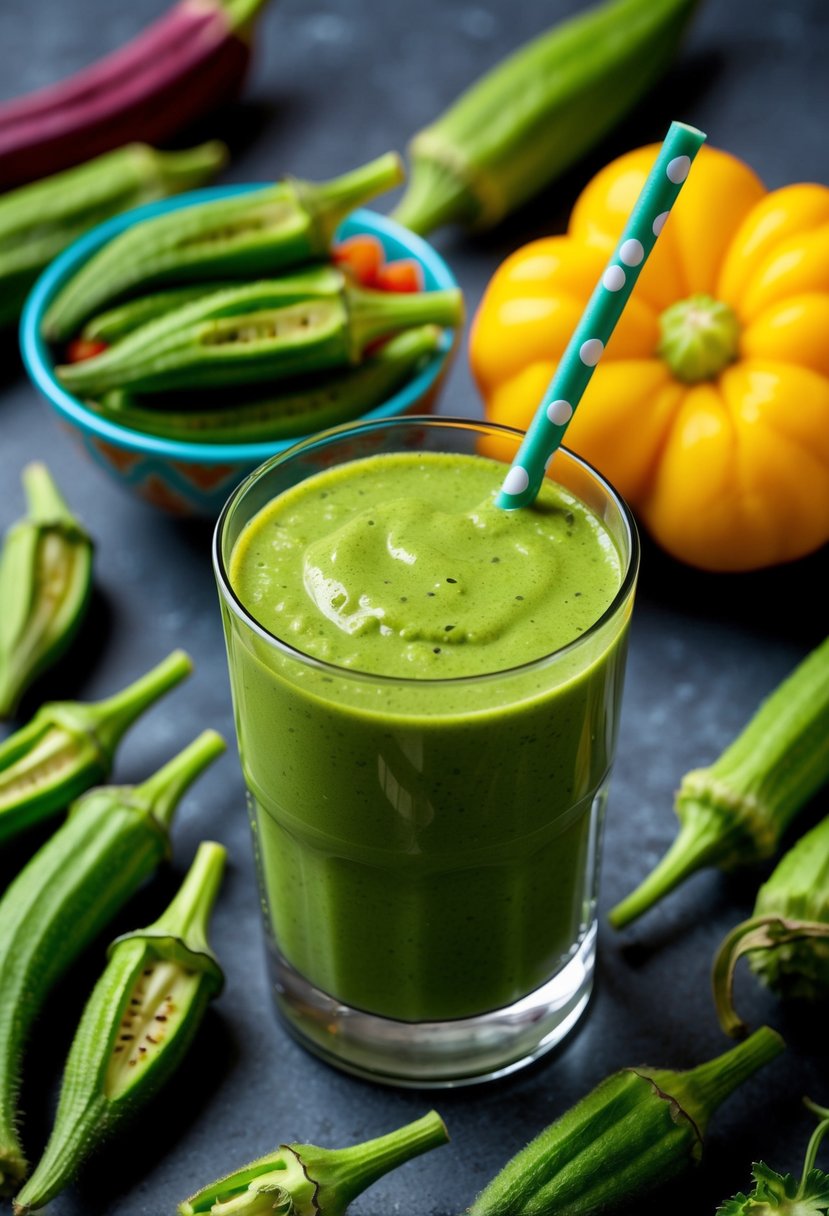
[14,841,227,1214]
[0,730,225,1195]
[0,649,192,844]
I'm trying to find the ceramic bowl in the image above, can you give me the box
[20,189,458,517]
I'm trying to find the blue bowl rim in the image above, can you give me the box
[19,187,458,466]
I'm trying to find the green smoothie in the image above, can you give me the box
[223,450,630,1022]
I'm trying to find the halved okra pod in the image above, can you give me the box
[93,325,444,444]
[44,153,405,341]
[14,841,227,1214]
[0,649,192,844]
[0,463,93,720]
[0,142,227,328]
[0,730,225,1194]
[82,283,242,344]
[713,812,829,1037]
[469,1028,784,1216]
[610,636,829,929]
[56,268,463,396]
[178,1110,448,1216]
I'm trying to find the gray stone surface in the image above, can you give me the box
[1,0,828,1212]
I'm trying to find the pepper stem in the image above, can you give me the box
[87,650,193,760]
[307,1110,449,1213]
[648,1027,785,1139]
[348,284,463,354]
[147,841,226,951]
[658,294,740,383]
[20,463,78,527]
[712,915,829,1038]
[304,153,405,245]
[149,142,229,193]
[134,730,225,832]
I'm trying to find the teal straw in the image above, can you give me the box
[495,120,707,510]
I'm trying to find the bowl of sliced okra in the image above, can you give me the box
[20,163,461,518]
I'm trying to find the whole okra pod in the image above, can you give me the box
[610,636,829,928]
[44,153,405,341]
[93,325,444,443]
[469,1028,784,1216]
[14,841,227,1214]
[178,1110,448,1216]
[713,813,829,1037]
[0,649,192,844]
[0,463,93,720]
[0,142,227,328]
[0,730,225,1194]
[56,269,463,396]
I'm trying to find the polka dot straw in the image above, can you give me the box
[495,121,706,510]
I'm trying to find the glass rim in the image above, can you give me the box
[212,415,640,688]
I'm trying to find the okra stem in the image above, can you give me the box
[90,649,192,758]
[349,284,464,352]
[134,729,225,832]
[301,152,404,244]
[610,638,829,928]
[712,916,829,1038]
[147,835,226,947]
[20,463,74,526]
[647,1026,785,1136]
[149,142,229,193]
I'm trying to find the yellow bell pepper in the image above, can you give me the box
[470,144,829,571]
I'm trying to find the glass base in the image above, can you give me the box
[267,922,596,1087]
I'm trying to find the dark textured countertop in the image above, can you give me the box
[1,1,828,1212]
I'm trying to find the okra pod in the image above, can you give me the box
[392,0,697,234]
[0,650,192,844]
[14,841,227,1213]
[470,1027,784,1216]
[0,142,227,328]
[82,283,240,344]
[0,463,93,719]
[93,325,443,443]
[713,813,829,1037]
[56,270,463,396]
[44,153,405,341]
[610,637,829,929]
[0,730,225,1194]
[178,1110,448,1216]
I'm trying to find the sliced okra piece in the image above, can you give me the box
[44,153,405,340]
[14,841,227,1214]
[95,325,443,444]
[0,731,225,1195]
[57,270,463,395]
[0,649,192,844]
[82,283,243,345]
[178,1110,448,1216]
[0,463,93,720]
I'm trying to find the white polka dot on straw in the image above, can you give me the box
[579,338,604,366]
[653,210,670,235]
[667,155,691,183]
[619,239,644,267]
[502,466,529,496]
[546,399,573,425]
[602,265,626,291]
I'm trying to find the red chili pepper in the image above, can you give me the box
[66,338,108,363]
[332,234,385,287]
[375,258,424,293]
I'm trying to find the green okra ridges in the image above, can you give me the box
[713,812,829,1037]
[392,0,698,234]
[93,325,443,444]
[0,142,227,328]
[56,271,463,396]
[0,649,192,845]
[14,841,227,1214]
[0,463,93,720]
[610,636,829,929]
[469,1027,784,1216]
[178,1110,448,1216]
[0,729,225,1195]
[44,153,405,341]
